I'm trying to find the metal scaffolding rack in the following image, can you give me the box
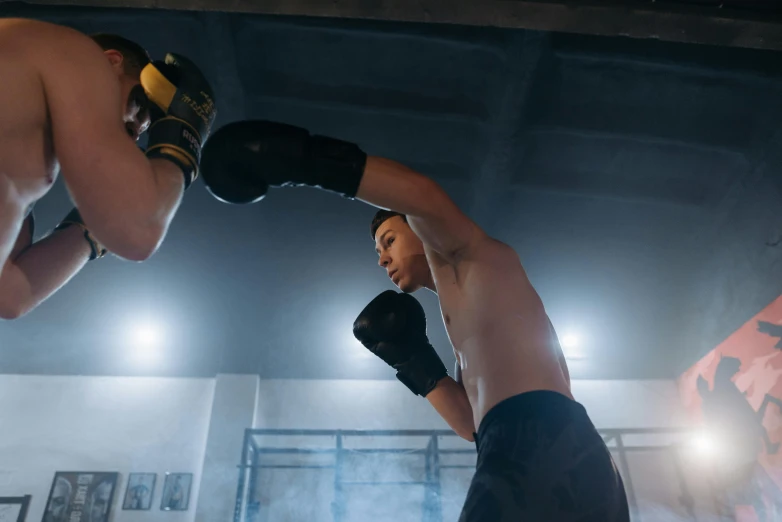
[233,427,696,522]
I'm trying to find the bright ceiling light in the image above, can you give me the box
[559,333,585,360]
[134,324,160,347]
[128,321,163,365]
[561,334,579,349]
[690,430,719,458]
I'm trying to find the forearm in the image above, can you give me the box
[73,158,183,261]
[0,179,24,271]
[356,156,449,220]
[426,377,476,441]
[0,226,91,319]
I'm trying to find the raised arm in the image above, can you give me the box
[357,157,485,262]
[37,27,183,261]
[198,121,485,263]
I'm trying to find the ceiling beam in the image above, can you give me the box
[12,0,782,50]
[469,32,545,232]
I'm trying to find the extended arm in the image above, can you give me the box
[199,122,485,262]
[356,157,485,262]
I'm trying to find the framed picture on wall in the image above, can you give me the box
[122,473,156,510]
[160,473,192,511]
[0,495,31,522]
[42,472,118,522]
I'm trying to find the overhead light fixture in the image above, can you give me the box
[561,334,579,349]
[690,429,720,458]
[128,321,164,365]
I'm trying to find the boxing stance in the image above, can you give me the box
[0,19,215,319]
[199,121,630,520]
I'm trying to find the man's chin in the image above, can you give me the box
[396,279,421,294]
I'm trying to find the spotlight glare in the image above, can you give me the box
[561,334,579,349]
[559,333,585,360]
[691,431,719,457]
[128,322,164,365]
[134,325,160,347]
[135,344,160,364]
[351,336,373,359]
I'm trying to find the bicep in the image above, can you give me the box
[40,29,149,207]
[1,212,33,283]
[0,178,25,269]
[359,156,484,260]
[407,199,484,261]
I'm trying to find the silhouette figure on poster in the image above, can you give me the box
[757,321,782,349]
[696,351,782,521]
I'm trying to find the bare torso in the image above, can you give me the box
[0,19,62,264]
[426,238,572,429]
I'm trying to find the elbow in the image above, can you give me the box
[103,224,164,262]
[456,426,476,442]
[119,240,157,263]
[0,299,29,320]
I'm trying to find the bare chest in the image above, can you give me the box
[427,248,547,357]
[0,54,58,203]
[428,256,499,349]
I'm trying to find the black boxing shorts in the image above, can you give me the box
[459,391,631,522]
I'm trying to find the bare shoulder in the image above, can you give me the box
[0,18,90,43]
[0,19,103,66]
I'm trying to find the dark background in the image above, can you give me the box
[1,1,781,380]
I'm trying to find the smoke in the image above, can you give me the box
[635,501,710,522]
[247,433,475,522]
[244,431,782,521]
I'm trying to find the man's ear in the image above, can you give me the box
[103,49,125,72]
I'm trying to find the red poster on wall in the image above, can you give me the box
[679,295,782,520]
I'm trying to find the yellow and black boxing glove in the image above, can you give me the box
[141,53,217,189]
[55,209,107,261]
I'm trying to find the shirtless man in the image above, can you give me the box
[197,120,630,520]
[0,19,215,318]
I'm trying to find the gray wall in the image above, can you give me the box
[678,128,782,373]
[0,375,215,522]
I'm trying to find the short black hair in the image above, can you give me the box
[90,33,150,75]
[370,210,407,240]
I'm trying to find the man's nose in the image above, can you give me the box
[378,253,391,268]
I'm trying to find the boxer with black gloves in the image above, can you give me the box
[0,19,216,319]
[201,118,631,521]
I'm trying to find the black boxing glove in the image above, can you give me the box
[353,290,448,397]
[141,53,217,189]
[54,209,107,261]
[199,120,367,204]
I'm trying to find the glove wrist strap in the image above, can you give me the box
[305,135,367,199]
[55,210,106,261]
[146,117,200,189]
[393,346,448,397]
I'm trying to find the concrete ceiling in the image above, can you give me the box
[1,1,781,381]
